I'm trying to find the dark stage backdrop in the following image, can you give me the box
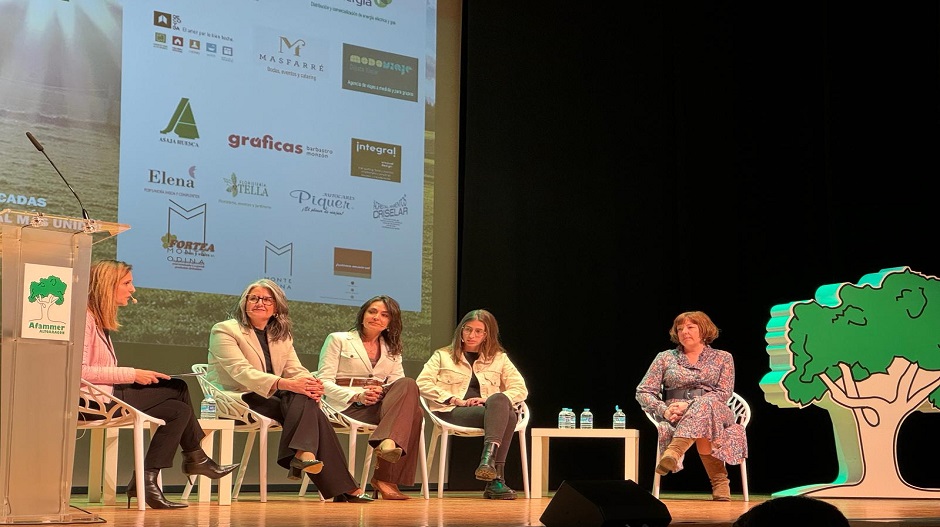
[455,2,940,495]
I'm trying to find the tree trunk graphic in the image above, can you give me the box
[761,267,940,498]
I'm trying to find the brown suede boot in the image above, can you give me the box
[655,437,695,475]
[700,453,731,501]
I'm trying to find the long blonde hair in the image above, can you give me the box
[87,259,132,331]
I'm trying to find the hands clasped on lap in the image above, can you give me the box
[452,396,485,407]
[280,376,324,402]
[354,385,386,406]
[664,400,689,424]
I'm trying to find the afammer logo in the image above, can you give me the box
[160,98,200,144]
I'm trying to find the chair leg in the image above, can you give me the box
[87,429,105,503]
[652,445,662,498]
[132,425,147,511]
[181,477,194,499]
[258,426,269,503]
[740,459,749,502]
[298,473,310,497]
[426,428,441,498]
[361,444,374,488]
[426,428,439,467]
[232,430,257,500]
[438,431,450,498]
[418,425,430,499]
[103,428,121,505]
[517,429,530,499]
[347,431,358,479]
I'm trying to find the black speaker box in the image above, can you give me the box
[539,479,671,527]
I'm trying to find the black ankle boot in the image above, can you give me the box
[474,441,499,481]
[181,449,240,480]
[483,463,517,500]
[126,469,188,509]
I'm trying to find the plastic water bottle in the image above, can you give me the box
[558,408,567,428]
[613,405,627,429]
[579,408,594,429]
[200,394,217,420]
[565,408,576,429]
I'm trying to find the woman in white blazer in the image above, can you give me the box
[317,295,423,500]
[206,279,372,502]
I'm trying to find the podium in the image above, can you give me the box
[0,210,128,524]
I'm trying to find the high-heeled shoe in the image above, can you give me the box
[181,449,240,485]
[332,490,375,503]
[374,438,403,464]
[289,455,324,475]
[370,477,409,500]
[126,469,188,509]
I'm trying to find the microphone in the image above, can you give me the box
[25,132,90,220]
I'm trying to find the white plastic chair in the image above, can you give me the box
[298,401,431,500]
[183,364,282,503]
[645,391,750,501]
[421,397,530,498]
[77,379,165,511]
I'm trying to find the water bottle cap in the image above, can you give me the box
[616,405,621,411]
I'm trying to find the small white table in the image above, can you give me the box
[530,428,640,498]
[182,418,234,505]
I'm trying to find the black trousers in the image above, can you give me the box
[113,378,205,470]
[434,392,517,464]
[242,390,357,499]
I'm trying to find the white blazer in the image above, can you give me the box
[316,330,405,412]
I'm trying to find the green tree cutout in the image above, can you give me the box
[28,275,68,323]
[761,266,940,498]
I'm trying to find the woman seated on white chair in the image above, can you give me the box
[635,310,748,501]
[82,260,238,510]
[416,309,528,500]
[317,295,424,500]
[206,279,373,503]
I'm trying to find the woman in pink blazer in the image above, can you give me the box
[82,260,238,509]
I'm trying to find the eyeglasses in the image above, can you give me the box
[461,326,486,337]
[246,294,275,306]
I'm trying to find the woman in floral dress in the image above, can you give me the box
[636,311,748,501]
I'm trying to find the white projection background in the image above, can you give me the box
[0,0,447,353]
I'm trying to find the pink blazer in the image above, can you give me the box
[81,310,136,394]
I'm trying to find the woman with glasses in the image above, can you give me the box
[316,295,424,500]
[416,309,528,499]
[82,260,239,509]
[205,278,373,502]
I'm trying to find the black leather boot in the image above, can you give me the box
[181,449,240,482]
[126,469,188,509]
[474,441,499,481]
[483,463,517,500]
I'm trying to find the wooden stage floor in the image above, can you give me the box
[61,488,940,527]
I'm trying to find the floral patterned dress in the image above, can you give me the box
[635,346,748,472]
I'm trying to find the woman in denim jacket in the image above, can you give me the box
[416,309,528,499]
